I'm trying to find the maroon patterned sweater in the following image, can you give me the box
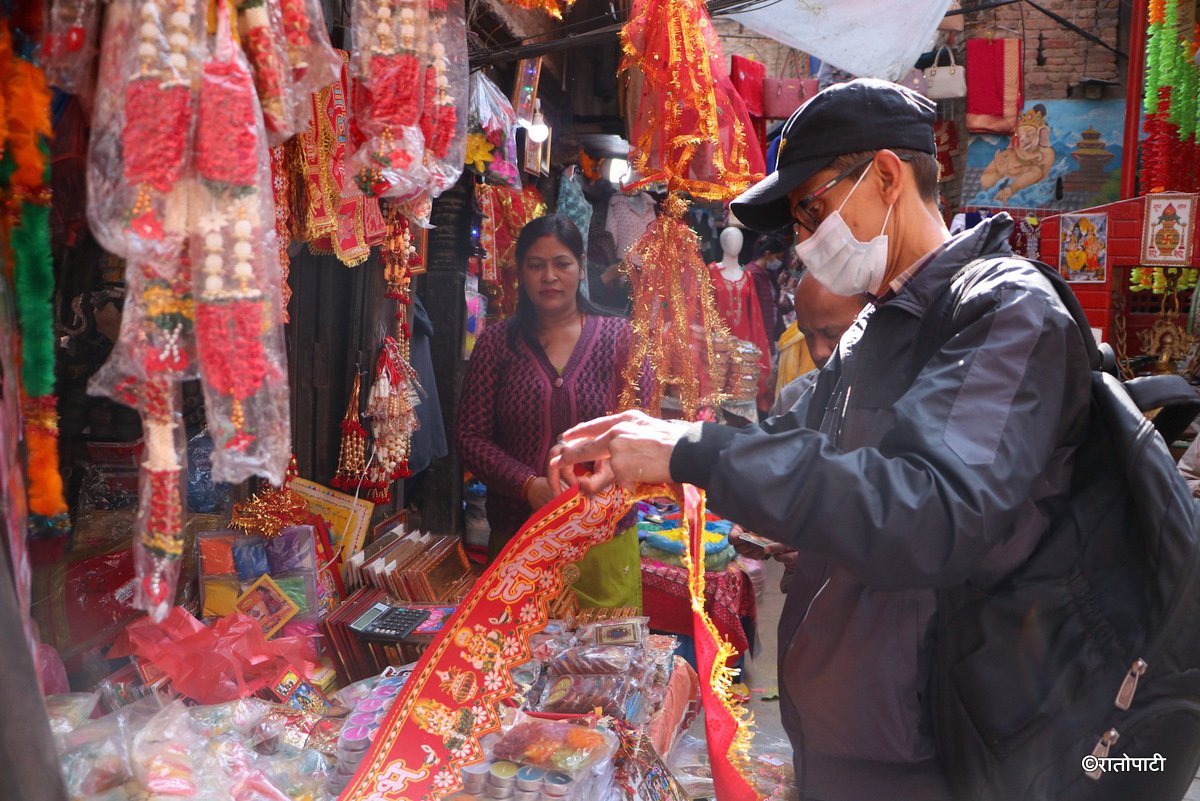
[457,314,633,549]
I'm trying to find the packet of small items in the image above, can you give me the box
[453,711,619,801]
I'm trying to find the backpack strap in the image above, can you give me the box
[912,254,1102,378]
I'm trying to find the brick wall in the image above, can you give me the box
[962,0,1124,99]
[712,19,807,81]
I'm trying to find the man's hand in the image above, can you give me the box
[730,525,790,560]
[547,410,691,495]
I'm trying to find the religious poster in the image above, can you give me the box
[1058,212,1108,283]
[1142,194,1195,266]
[962,99,1125,210]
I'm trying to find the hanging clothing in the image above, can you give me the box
[456,314,641,607]
[556,174,594,297]
[406,296,448,476]
[606,192,658,264]
[709,264,772,410]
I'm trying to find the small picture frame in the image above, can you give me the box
[1142,194,1195,266]
[234,574,300,638]
[594,619,642,646]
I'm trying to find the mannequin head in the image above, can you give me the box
[719,227,744,261]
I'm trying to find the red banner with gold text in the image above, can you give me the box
[338,483,759,801]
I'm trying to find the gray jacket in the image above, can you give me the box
[672,215,1092,801]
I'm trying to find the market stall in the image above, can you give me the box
[0,0,789,796]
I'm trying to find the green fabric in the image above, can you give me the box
[572,523,642,611]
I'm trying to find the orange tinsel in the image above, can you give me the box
[619,194,730,419]
[0,24,10,167]
[620,0,764,200]
[1149,0,1165,25]
[23,396,66,517]
[4,57,52,195]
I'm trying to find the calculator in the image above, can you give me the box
[350,602,431,642]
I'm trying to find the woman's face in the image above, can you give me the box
[519,235,582,318]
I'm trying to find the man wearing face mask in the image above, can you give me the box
[549,78,1092,801]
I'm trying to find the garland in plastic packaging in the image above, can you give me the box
[419,0,468,197]
[275,0,339,100]
[347,0,430,198]
[191,0,291,486]
[232,0,338,145]
[43,0,101,94]
[89,252,196,620]
[87,0,202,261]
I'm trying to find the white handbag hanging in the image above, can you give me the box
[923,45,966,100]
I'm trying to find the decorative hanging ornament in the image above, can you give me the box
[121,0,195,250]
[619,194,730,419]
[331,371,368,490]
[619,0,764,200]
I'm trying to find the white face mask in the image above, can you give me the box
[793,165,894,297]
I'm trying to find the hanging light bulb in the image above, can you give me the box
[527,99,549,144]
[605,157,629,184]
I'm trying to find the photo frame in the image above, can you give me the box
[1058,212,1108,283]
[1142,194,1195,266]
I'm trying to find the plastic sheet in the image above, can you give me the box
[275,0,341,111]
[43,0,101,94]
[190,2,291,486]
[233,0,296,144]
[86,0,203,262]
[466,71,521,189]
[346,0,430,197]
[420,0,468,197]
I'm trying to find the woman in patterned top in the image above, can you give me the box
[457,215,641,608]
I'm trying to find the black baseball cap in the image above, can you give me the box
[731,78,937,231]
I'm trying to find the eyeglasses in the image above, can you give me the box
[790,153,915,235]
[790,157,874,235]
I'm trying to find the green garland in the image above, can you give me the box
[9,150,55,399]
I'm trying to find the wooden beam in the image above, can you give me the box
[0,538,68,801]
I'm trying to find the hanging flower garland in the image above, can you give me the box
[122,0,195,249]
[0,18,67,527]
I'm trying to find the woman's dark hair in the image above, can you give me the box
[509,214,610,345]
[752,234,786,261]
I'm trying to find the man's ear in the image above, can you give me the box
[873,150,906,205]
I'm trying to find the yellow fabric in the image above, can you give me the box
[572,523,643,610]
[775,322,816,401]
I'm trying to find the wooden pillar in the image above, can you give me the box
[414,174,473,534]
[0,542,68,801]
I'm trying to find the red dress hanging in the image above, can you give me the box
[708,264,771,411]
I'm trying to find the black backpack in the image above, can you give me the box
[918,256,1200,801]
